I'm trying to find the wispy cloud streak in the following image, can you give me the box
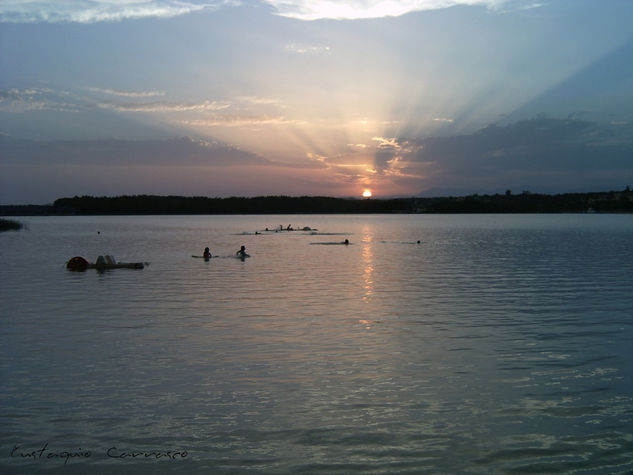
[179,116,305,127]
[284,43,331,54]
[0,88,81,112]
[87,87,167,98]
[0,0,234,24]
[97,100,231,113]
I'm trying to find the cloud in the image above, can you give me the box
[515,2,545,12]
[1,86,233,118]
[0,88,81,112]
[284,43,331,54]
[0,0,234,24]
[392,117,633,193]
[90,92,295,126]
[261,0,518,21]
[0,0,541,23]
[87,87,167,98]
[1,84,297,136]
[372,136,400,149]
[304,140,404,186]
[368,136,422,179]
[0,135,274,167]
[179,116,306,127]
[235,96,282,106]
[97,100,231,113]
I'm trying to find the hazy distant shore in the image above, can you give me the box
[1,189,632,216]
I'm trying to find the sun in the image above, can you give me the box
[362,189,372,198]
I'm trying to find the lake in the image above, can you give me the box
[1,214,632,474]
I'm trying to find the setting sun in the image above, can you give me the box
[362,190,372,198]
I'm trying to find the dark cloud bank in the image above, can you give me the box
[393,117,633,195]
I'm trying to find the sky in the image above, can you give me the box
[1,0,632,204]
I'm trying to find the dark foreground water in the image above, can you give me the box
[1,214,632,474]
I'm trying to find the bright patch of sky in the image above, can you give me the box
[261,0,517,20]
[1,0,632,203]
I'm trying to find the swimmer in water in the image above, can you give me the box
[236,245,248,257]
[203,247,212,259]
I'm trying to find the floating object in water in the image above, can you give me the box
[66,256,90,270]
[66,255,145,271]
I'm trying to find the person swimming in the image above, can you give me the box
[203,247,212,259]
[236,245,248,258]
[344,239,349,245]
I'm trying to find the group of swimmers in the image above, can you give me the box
[262,224,315,232]
[202,239,420,259]
[264,224,293,232]
[202,245,249,259]
[203,239,352,260]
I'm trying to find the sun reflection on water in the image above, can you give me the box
[360,227,375,329]
[362,229,374,303]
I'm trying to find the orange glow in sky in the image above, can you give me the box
[362,190,372,198]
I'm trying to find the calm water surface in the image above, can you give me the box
[1,214,632,474]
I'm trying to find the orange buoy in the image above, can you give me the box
[66,256,90,271]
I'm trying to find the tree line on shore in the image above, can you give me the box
[1,188,632,216]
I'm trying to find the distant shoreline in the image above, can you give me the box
[1,189,632,216]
